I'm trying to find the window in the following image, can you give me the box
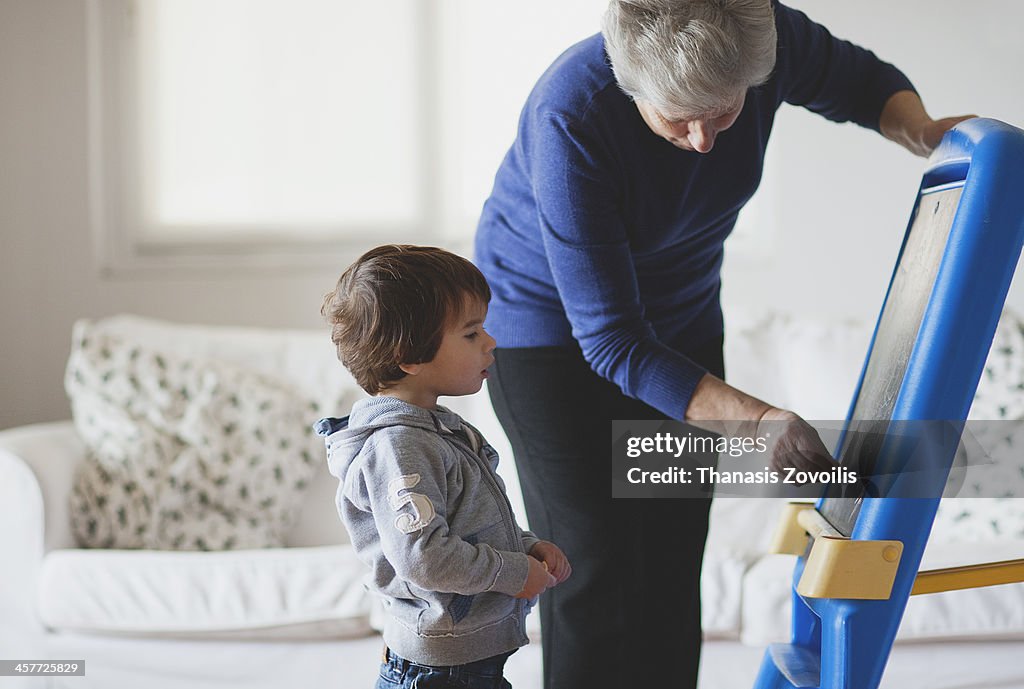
[87,0,606,272]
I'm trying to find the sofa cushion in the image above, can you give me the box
[700,498,794,639]
[931,498,1024,542]
[969,308,1024,421]
[66,320,326,550]
[37,546,372,639]
[724,311,870,421]
[740,542,1024,645]
[77,315,364,414]
[700,546,752,640]
[726,307,1024,423]
[66,315,368,547]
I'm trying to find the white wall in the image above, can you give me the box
[723,0,1024,323]
[0,1,356,430]
[3,0,1024,430]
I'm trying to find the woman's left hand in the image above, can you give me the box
[880,90,976,157]
[919,114,978,154]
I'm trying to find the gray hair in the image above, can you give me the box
[602,0,777,118]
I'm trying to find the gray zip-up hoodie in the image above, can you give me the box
[315,396,540,666]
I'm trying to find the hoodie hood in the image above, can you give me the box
[315,396,468,483]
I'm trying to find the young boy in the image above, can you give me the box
[315,245,570,689]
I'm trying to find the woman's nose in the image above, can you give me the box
[688,120,716,153]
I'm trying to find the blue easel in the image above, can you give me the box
[753,118,1024,689]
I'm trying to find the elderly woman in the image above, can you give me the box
[475,1,970,687]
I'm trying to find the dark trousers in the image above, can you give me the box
[488,339,723,689]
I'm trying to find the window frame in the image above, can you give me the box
[86,0,454,275]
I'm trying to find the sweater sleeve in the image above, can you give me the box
[528,110,708,419]
[775,2,916,131]
[353,433,529,597]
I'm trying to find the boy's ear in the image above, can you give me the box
[398,362,422,376]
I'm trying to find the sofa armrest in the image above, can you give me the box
[0,424,67,640]
[0,421,84,554]
[0,421,85,642]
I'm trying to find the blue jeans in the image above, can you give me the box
[375,647,514,689]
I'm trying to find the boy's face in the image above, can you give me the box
[396,297,496,407]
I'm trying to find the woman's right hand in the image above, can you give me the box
[685,374,836,476]
[515,555,558,599]
[756,407,837,475]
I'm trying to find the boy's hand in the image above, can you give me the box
[529,541,572,584]
[515,555,557,599]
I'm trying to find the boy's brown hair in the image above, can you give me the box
[321,245,491,394]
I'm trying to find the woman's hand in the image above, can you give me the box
[918,115,977,153]
[879,90,976,157]
[757,407,837,476]
[529,540,572,584]
[684,373,836,480]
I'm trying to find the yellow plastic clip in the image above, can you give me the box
[768,502,816,555]
[769,502,904,600]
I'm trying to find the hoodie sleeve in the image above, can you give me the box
[520,528,542,555]
[472,425,543,555]
[353,432,530,597]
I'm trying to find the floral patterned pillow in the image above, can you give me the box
[931,310,1024,543]
[970,310,1024,422]
[65,321,321,550]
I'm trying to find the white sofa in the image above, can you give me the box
[3,313,1024,689]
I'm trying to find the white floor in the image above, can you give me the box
[697,640,1024,689]
[31,631,1024,689]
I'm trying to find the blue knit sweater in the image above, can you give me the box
[473,2,914,420]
